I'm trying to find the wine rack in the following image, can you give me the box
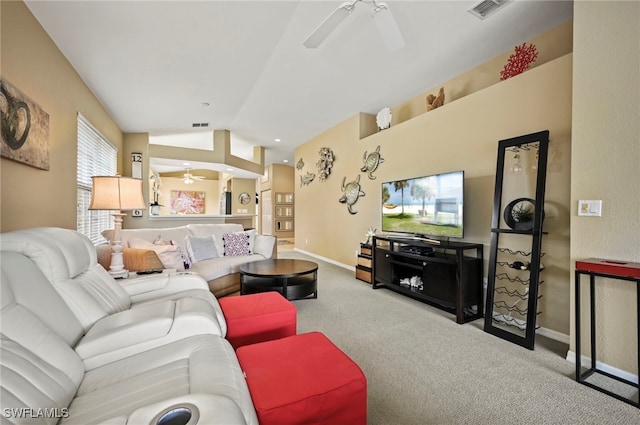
[490,248,544,332]
[484,131,549,350]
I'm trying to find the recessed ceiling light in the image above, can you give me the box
[226,168,234,172]
[274,138,281,142]
[283,159,289,163]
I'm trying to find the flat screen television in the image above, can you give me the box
[381,170,464,239]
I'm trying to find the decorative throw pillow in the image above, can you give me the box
[223,232,250,257]
[128,237,185,270]
[173,240,192,269]
[153,235,170,245]
[153,236,191,269]
[185,235,219,263]
[241,229,256,254]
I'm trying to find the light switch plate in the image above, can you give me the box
[578,200,602,217]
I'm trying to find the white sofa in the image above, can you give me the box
[101,224,276,297]
[0,227,258,424]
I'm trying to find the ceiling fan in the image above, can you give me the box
[183,168,205,185]
[303,0,405,52]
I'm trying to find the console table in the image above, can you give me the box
[372,235,483,324]
[575,258,640,408]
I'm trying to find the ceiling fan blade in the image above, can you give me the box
[372,2,405,52]
[303,2,354,48]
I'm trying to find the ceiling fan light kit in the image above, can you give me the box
[183,168,205,184]
[303,0,405,52]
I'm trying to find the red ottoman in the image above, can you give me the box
[219,292,296,349]
[237,332,367,425]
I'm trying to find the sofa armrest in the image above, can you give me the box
[126,394,250,425]
[95,244,164,272]
[121,272,209,303]
[254,235,276,259]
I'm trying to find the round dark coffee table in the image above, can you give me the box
[239,259,318,300]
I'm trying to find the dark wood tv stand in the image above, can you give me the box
[372,235,484,324]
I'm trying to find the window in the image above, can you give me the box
[76,114,117,244]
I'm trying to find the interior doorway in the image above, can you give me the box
[261,189,272,236]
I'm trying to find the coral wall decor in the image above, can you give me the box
[316,147,335,182]
[500,43,538,81]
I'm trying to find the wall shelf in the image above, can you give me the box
[274,192,294,233]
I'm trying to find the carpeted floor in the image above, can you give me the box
[281,250,640,425]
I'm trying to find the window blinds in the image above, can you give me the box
[76,114,117,244]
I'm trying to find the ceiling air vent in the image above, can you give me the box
[192,123,210,128]
[468,0,511,20]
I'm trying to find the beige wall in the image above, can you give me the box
[391,20,574,127]
[229,178,256,217]
[121,133,149,229]
[295,52,573,336]
[571,1,640,374]
[229,178,257,229]
[0,1,123,232]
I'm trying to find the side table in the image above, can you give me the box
[575,258,640,408]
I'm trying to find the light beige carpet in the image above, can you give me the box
[283,251,640,425]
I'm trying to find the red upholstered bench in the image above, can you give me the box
[236,332,367,425]
[219,292,297,349]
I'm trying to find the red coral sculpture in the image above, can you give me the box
[500,43,538,81]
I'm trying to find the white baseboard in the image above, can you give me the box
[566,350,639,384]
[536,326,570,344]
[293,248,353,271]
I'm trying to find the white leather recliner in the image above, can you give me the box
[0,227,227,369]
[0,229,258,425]
[0,250,257,425]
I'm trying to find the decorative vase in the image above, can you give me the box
[503,198,539,231]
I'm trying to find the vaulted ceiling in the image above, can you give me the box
[26,0,573,174]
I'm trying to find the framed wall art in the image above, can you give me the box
[170,190,205,214]
[1,78,50,170]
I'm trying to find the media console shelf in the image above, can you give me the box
[372,235,483,324]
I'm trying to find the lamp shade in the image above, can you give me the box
[89,176,146,211]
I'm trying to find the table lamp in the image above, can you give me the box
[89,176,146,278]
